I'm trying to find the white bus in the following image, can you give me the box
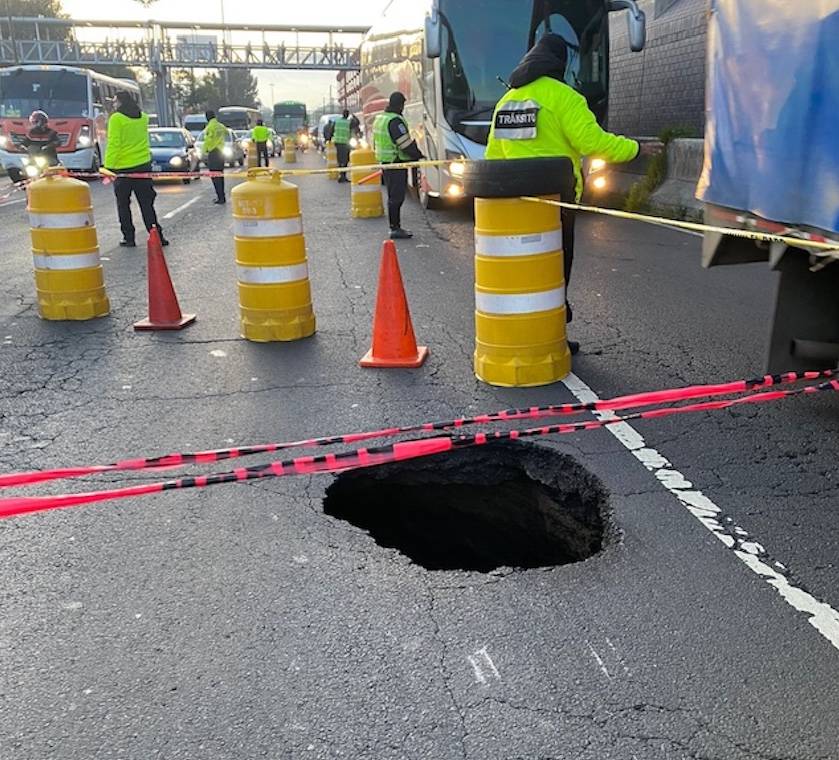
[217,106,261,131]
[0,65,142,176]
[360,0,645,208]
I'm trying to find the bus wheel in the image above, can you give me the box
[88,147,101,179]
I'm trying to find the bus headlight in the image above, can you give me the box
[222,146,233,158]
[169,156,184,167]
[590,158,606,172]
[78,136,91,147]
[592,176,607,190]
[78,124,92,148]
[449,160,465,177]
[445,183,464,198]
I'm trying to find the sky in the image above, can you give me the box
[61,0,387,110]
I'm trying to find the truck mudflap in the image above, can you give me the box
[703,204,839,373]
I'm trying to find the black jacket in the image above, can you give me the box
[22,126,60,165]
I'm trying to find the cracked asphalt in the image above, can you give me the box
[0,154,837,759]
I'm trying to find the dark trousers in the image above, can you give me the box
[114,163,161,243]
[256,141,269,167]
[207,149,226,201]
[383,167,408,229]
[335,142,351,181]
[561,207,576,323]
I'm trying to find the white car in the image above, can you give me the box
[194,129,245,167]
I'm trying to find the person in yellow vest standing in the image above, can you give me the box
[251,118,270,168]
[203,109,229,204]
[332,109,352,183]
[486,34,661,354]
[373,92,423,239]
[104,90,167,247]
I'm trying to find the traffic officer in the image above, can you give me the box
[332,109,352,183]
[203,109,229,204]
[373,92,423,240]
[486,34,660,354]
[251,118,270,167]
[104,91,167,248]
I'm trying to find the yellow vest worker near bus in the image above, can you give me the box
[373,92,423,239]
[250,119,270,168]
[203,109,229,204]
[486,34,660,354]
[104,91,167,248]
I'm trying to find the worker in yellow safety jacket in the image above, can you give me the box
[104,90,167,247]
[203,109,229,204]
[251,119,270,168]
[487,34,661,354]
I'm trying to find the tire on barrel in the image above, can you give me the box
[462,157,576,199]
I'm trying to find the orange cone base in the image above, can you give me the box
[134,313,196,331]
[359,345,428,368]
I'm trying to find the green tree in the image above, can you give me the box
[1,0,69,40]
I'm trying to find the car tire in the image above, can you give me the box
[461,157,575,199]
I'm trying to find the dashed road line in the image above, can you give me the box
[162,195,201,220]
[563,371,839,652]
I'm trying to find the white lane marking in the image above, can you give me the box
[0,198,26,208]
[162,195,201,220]
[650,220,704,238]
[605,637,632,675]
[562,372,839,651]
[586,641,612,680]
[209,349,227,358]
[467,646,501,685]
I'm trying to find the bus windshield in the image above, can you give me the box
[0,69,88,118]
[273,103,306,133]
[218,109,258,131]
[439,0,608,141]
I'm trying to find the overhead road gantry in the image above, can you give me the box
[0,18,370,125]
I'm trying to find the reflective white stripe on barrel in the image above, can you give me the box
[475,229,563,257]
[29,211,94,229]
[32,252,101,271]
[236,262,309,284]
[233,216,303,238]
[475,286,565,315]
[351,184,382,194]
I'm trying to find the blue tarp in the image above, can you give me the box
[696,0,839,234]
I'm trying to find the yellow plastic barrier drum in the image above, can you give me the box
[283,137,297,164]
[349,147,383,218]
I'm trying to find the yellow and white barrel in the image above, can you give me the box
[473,196,570,386]
[28,171,109,321]
[350,147,383,218]
[231,169,315,342]
[325,141,339,180]
[283,137,297,164]
[246,140,259,169]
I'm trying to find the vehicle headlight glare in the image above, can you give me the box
[35,156,48,167]
[78,136,91,147]
[590,158,606,171]
[449,160,465,177]
[445,183,464,198]
[169,156,184,167]
[592,176,607,190]
[24,165,39,177]
[222,146,233,157]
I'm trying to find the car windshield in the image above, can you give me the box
[150,131,186,147]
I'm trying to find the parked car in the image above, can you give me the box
[195,129,245,168]
[149,128,200,183]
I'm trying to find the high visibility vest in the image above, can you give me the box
[203,118,228,153]
[251,125,270,143]
[486,76,639,199]
[103,112,151,170]
[332,117,350,144]
[373,112,410,164]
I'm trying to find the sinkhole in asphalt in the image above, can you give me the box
[323,443,611,572]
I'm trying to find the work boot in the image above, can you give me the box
[389,227,413,240]
[160,237,170,247]
[119,239,136,248]
[213,198,226,205]
[568,340,580,356]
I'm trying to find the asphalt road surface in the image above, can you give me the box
[0,156,837,759]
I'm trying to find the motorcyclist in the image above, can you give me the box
[22,111,60,168]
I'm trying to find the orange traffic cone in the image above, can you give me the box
[133,227,196,331]
[359,240,429,368]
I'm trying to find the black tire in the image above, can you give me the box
[462,157,575,199]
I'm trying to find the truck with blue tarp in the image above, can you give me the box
[697,0,839,373]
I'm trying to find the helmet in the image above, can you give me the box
[29,110,48,128]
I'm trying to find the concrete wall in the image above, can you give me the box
[649,137,704,217]
[608,0,708,137]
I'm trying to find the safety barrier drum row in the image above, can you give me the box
[25,158,571,387]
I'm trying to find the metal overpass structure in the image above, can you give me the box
[0,18,369,125]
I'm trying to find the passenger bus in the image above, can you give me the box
[273,101,307,136]
[360,0,646,208]
[217,106,261,131]
[0,64,142,176]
